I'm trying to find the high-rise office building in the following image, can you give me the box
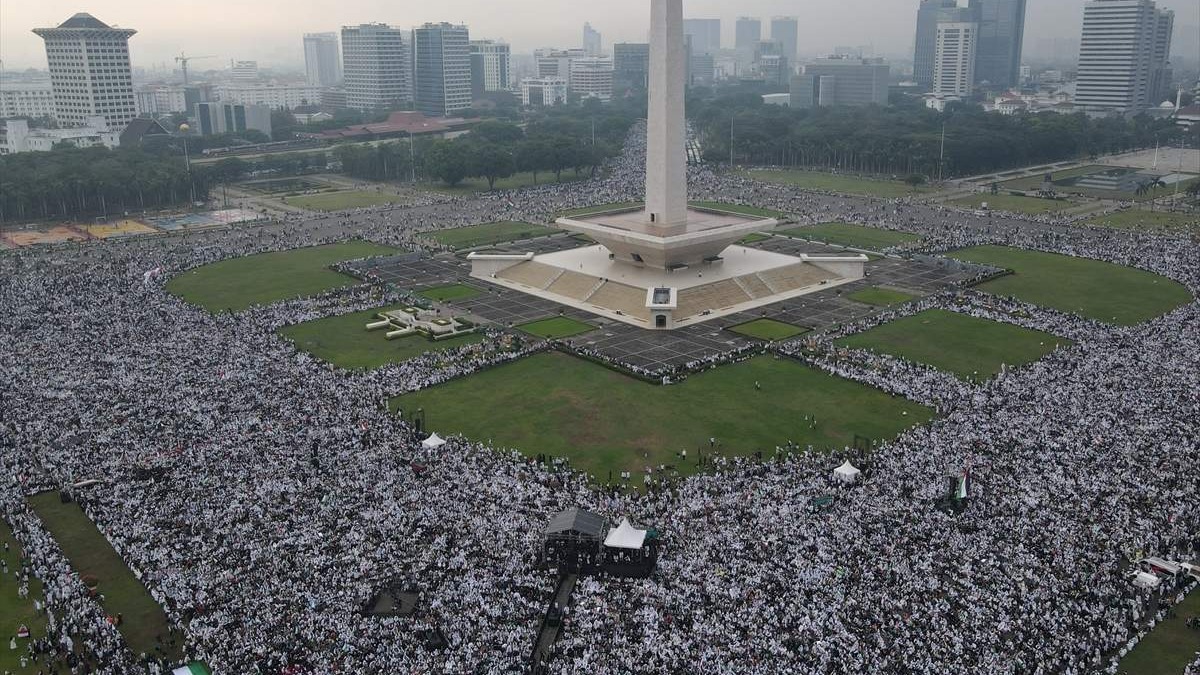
[770,17,800,64]
[1076,0,1174,111]
[304,33,343,87]
[341,23,411,111]
[583,23,603,56]
[470,41,512,95]
[735,17,762,51]
[194,101,272,137]
[614,43,651,91]
[913,0,962,89]
[683,19,721,54]
[536,48,587,83]
[968,0,1027,89]
[231,60,259,81]
[413,23,472,117]
[33,13,137,130]
[570,57,614,102]
[521,77,568,106]
[934,20,979,96]
[791,57,891,108]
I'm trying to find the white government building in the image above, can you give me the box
[33,13,138,131]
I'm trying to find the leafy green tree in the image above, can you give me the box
[470,142,516,190]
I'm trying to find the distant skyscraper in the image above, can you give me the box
[683,19,721,54]
[1076,0,1174,110]
[914,0,961,89]
[969,0,1027,88]
[413,23,472,117]
[770,17,799,63]
[469,41,511,95]
[231,60,259,81]
[570,57,614,101]
[735,17,762,51]
[33,13,136,130]
[613,43,651,91]
[341,24,411,112]
[304,33,343,87]
[583,23,603,56]
[934,20,979,96]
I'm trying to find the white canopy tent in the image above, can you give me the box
[1132,571,1162,590]
[834,461,861,484]
[421,433,447,449]
[604,518,648,550]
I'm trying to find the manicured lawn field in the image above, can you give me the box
[1087,209,1200,233]
[1118,585,1200,675]
[949,193,1070,214]
[949,245,1193,325]
[689,201,788,219]
[837,309,1069,381]
[848,287,918,306]
[740,168,931,198]
[0,521,52,674]
[423,171,583,196]
[393,352,934,479]
[518,317,597,339]
[280,306,483,370]
[417,284,483,303]
[778,222,920,251]
[728,318,809,341]
[283,190,408,211]
[167,241,398,312]
[429,222,561,249]
[28,492,182,663]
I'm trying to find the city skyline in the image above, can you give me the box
[2,0,1197,71]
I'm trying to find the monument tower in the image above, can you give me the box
[469,0,866,329]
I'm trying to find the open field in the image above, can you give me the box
[417,283,483,303]
[1,521,52,674]
[423,171,584,196]
[29,492,182,663]
[166,241,397,312]
[848,287,918,307]
[837,309,1070,381]
[429,221,561,249]
[949,193,1071,214]
[739,168,932,198]
[518,317,597,339]
[1118,586,1200,675]
[1086,209,1200,234]
[393,352,933,479]
[949,245,1193,325]
[689,201,789,219]
[778,222,920,251]
[727,318,809,341]
[279,306,484,370]
[282,190,409,211]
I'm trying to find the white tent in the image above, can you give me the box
[604,518,648,550]
[421,433,447,449]
[833,461,862,484]
[1132,571,1162,590]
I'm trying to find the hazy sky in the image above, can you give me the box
[2,0,1197,72]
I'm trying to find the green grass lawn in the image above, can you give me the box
[949,245,1193,325]
[518,317,597,339]
[423,171,583,196]
[392,352,933,479]
[167,241,398,312]
[997,164,1104,191]
[689,201,788,219]
[1119,586,1200,675]
[1087,209,1200,234]
[1,521,52,674]
[429,221,561,249]
[778,222,920,251]
[740,233,772,244]
[282,190,408,211]
[949,193,1071,214]
[836,309,1069,381]
[740,168,931,198]
[28,493,182,663]
[848,287,918,307]
[728,318,809,341]
[280,306,484,370]
[417,284,483,303]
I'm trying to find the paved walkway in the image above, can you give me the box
[531,573,578,674]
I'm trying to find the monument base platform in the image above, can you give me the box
[469,245,867,330]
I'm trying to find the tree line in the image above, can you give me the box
[690,91,1194,179]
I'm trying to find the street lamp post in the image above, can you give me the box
[179,123,196,205]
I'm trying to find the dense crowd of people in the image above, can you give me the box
[1,124,1197,674]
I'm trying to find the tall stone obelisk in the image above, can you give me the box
[645,0,688,233]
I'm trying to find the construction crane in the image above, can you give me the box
[174,52,215,85]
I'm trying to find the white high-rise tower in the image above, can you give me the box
[33,13,137,131]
